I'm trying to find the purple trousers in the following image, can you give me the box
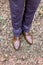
[9,0,40,36]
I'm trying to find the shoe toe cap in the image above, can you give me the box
[13,40,20,50]
[26,35,33,44]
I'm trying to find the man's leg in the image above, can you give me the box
[9,0,25,37]
[9,0,25,50]
[22,0,40,44]
[22,0,40,32]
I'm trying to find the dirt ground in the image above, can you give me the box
[0,0,43,65]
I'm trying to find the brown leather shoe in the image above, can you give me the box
[23,32,33,45]
[12,36,21,50]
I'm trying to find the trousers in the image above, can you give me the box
[9,0,40,36]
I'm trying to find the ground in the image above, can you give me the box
[0,0,43,65]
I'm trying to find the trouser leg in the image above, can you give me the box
[9,0,25,36]
[22,0,40,32]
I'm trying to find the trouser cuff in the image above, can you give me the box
[22,24,32,33]
[12,28,22,37]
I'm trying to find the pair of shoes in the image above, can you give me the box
[12,32,33,50]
